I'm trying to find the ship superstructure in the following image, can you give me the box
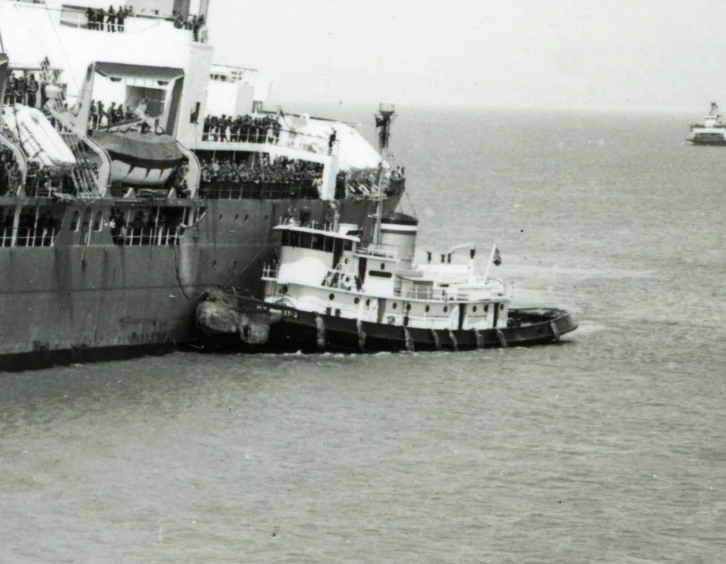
[687,102,726,145]
[0,0,404,369]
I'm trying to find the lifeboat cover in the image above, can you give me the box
[93,131,183,169]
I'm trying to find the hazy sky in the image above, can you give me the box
[209,0,726,110]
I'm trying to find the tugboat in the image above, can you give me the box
[195,105,577,353]
[252,213,576,353]
[687,102,726,145]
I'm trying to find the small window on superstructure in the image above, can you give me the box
[71,211,80,232]
[344,240,353,251]
[93,211,103,232]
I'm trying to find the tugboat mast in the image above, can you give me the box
[374,102,396,245]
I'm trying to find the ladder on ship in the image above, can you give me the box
[44,97,111,197]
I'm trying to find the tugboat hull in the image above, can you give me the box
[195,299,577,353]
[264,306,577,353]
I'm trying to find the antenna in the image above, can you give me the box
[373,103,396,245]
[375,102,396,154]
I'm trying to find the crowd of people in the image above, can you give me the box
[109,207,187,246]
[2,72,40,106]
[85,5,132,32]
[0,147,22,196]
[198,156,323,199]
[0,206,60,247]
[3,57,66,111]
[173,12,207,42]
[202,114,282,144]
[88,99,138,130]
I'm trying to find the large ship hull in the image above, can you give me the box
[0,196,386,371]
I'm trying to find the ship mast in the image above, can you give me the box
[374,103,395,245]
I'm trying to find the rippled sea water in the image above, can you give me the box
[2,108,726,563]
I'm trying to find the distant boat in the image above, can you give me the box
[687,102,726,145]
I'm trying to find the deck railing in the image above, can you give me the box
[357,244,398,259]
[120,227,184,246]
[198,180,319,200]
[0,227,57,247]
[262,264,278,279]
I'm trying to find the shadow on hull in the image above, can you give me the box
[0,342,177,373]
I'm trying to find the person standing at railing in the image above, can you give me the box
[108,102,117,125]
[26,73,38,108]
[219,115,229,142]
[107,5,116,32]
[97,101,108,129]
[8,162,22,196]
[85,7,95,30]
[89,100,99,130]
[116,7,125,32]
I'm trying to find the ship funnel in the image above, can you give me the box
[379,212,418,266]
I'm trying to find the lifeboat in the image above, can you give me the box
[92,131,183,186]
[1,104,76,168]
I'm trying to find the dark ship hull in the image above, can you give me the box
[0,196,385,371]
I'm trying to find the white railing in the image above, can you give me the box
[394,286,448,301]
[1,227,57,247]
[357,244,398,259]
[202,126,328,156]
[262,264,278,279]
[121,227,184,246]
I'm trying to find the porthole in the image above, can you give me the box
[281,285,289,294]
[484,305,489,313]
[329,293,335,301]
[380,263,385,270]
[500,304,505,311]
[344,258,349,264]
[392,303,398,310]
[354,297,360,305]
[406,304,411,311]
[365,299,371,306]
[443,306,448,313]
[425,305,430,313]
[244,214,249,222]
[234,214,239,221]
[473,306,477,313]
